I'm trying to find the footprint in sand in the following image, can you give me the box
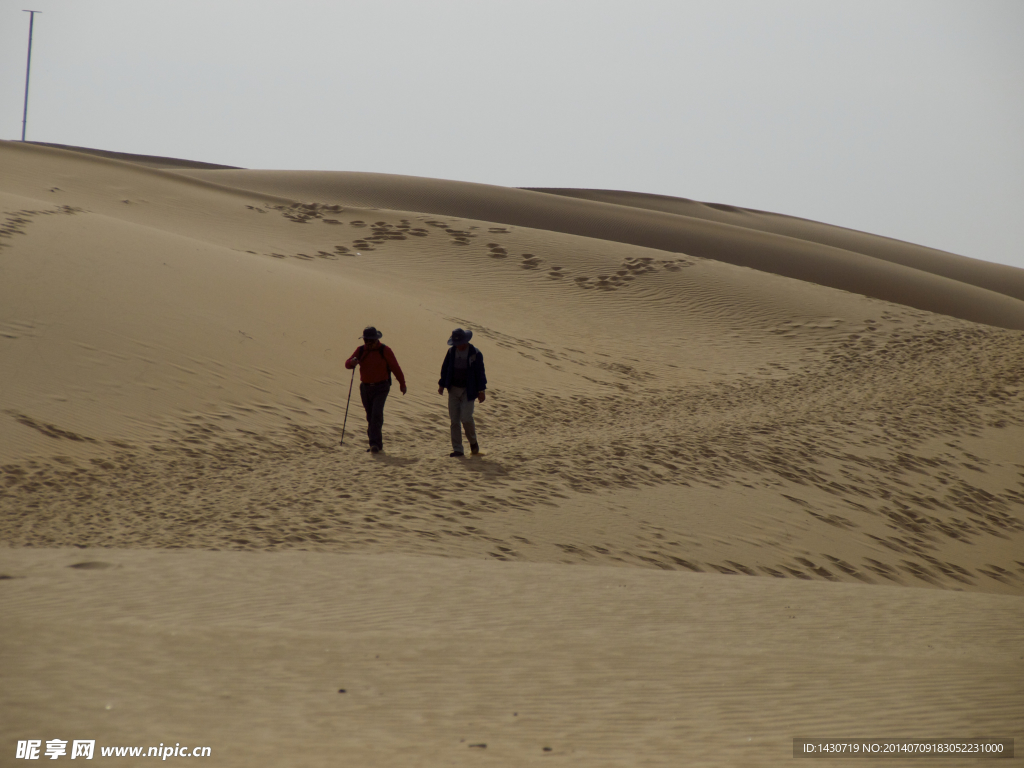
[445,228,476,246]
[622,257,656,274]
[574,276,594,289]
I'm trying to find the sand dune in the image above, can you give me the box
[179,168,1024,330]
[530,188,1024,303]
[2,141,1022,766]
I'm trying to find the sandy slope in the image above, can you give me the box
[3,549,1021,767]
[530,187,1024,304]
[2,141,1023,766]
[179,168,1024,330]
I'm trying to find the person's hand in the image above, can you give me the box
[477,391,486,403]
[438,386,444,395]
[400,384,407,395]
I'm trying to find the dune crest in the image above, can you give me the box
[531,186,1024,304]
[175,168,1024,330]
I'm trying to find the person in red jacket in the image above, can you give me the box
[345,326,407,453]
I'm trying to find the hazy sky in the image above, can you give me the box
[2,0,1022,269]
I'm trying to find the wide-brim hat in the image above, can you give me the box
[360,326,383,340]
[448,328,473,346]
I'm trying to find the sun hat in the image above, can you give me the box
[448,328,473,346]
[361,326,383,340]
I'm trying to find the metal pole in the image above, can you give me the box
[339,366,356,447]
[22,10,42,142]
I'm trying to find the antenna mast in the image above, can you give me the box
[22,10,42,141]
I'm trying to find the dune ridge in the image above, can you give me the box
[27,141,242,170]
[177,168,1024,330]
[529,186,1024,304]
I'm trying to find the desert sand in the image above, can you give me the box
[1,140,1022,766]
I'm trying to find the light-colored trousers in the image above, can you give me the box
[448,386,477,452]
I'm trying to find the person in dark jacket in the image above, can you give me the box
[437,328,487,457]
[345,326,406,453]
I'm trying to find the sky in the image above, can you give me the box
[1,0,1022,270]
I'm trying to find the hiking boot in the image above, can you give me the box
[470,443,480,455]
[450,451,464,458]
[370,446,381,454]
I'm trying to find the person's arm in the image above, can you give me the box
[385,347,407,394]
[475,351,487,402]
[344,346,363,370]
[438,350,451,395]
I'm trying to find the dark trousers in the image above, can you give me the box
[359,380,391,449]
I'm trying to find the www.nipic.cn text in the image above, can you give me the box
[16,740,212,760]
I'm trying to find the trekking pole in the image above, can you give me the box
[339,366,356,446]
